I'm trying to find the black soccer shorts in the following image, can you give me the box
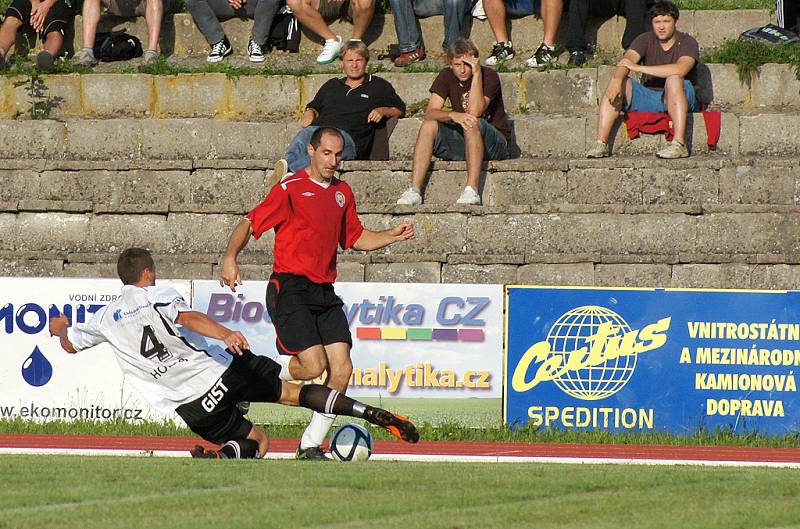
[265,272,352,356]
[175,351,282,444]
[4,0,75,36]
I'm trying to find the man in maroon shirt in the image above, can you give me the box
[220,127,415,460]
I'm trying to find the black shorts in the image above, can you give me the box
[175,351,282,445]
[4,0,75,36]
[266,272,352,356]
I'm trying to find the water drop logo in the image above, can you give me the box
[113,309,122,321]
[21,346,53,387]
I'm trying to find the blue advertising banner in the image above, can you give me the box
[505,286,800,435]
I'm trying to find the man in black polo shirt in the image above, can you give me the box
[272,40,406,183]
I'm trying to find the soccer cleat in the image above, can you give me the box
[485,42,515,66]
[207,36,233,63]
[295,445,330,460]
[316,36,343,64]
[456,186,481,205]
[248,39,265,63]
[586,140,610,158]
[394,48,426,67]
[369,409,419,443]
[190,445,221,458]
[656,141,689,159]
[396,187,422,205]
[525,43,557,68]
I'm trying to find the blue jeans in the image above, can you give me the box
[388,0,469,52]
[433,119,510,161]
[284,126,358,173]
[626,79,700,113]
[503,0,539,17]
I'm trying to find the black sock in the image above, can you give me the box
[299,385,368,418]
[219,439,260,459]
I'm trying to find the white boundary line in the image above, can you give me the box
[2,447,799,468]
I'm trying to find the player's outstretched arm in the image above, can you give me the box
[352,222,415,251]
[49,314,77,354]
[220,218,253,292]
[176,311,250,355]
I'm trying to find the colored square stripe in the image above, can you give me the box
[381,328,407,340]
[458,329,485,342]
[407,328,433,340]
[432,328,459,341]
[356,327,381,340]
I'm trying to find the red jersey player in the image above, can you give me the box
[219,127,416,459]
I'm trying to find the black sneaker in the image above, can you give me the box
[36,51,55,72]
[485,41,515,66]
[568,49,589,67]
[525,43,558,68]
[367,409,420,443]
[190,445,221,458]
[295,446,330,460]
[207,36,232,63]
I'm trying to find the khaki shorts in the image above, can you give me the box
[317,0,351,21]
[104,0,147,17]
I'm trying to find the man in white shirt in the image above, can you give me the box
[50,247,419,459]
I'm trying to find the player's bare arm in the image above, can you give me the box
[220,218,253,292]
[624,55,696,79]
[175,311,250,355]
[463,56,487,117]
[367,106,405,123]
[49,314,77,354]
[352,222,415,251]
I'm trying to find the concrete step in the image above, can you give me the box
[63,10,770,59]
[2,64,795,120]
[0,110,796,160]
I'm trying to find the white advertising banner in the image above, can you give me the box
[0,277,191,422]
[191,281,504,399]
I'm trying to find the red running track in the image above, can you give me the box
[2,434,800,465]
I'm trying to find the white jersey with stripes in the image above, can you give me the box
[67,284,232,413]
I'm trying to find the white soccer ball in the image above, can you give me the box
[329,423,373,462]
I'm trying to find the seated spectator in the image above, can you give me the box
[587,1,699,159]
[388,0,470,66]
[185,0,281,62]
[286,0,374,64]
[272,41,405,182]
[481,0,562,67]
[74,0,163,66]
[0,0,75,70]
[396,38,513,206]
[565,0,649,66]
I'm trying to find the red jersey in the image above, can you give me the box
[246,169,364,284]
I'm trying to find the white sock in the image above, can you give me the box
[274,354,295,381]
[299,412,336,449]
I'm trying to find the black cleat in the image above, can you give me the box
[369,409,420,443]
[190,445,221,458]
[295,446,330,460]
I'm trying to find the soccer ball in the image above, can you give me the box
[329,423,373,462]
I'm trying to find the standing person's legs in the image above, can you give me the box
[483,0,509,43]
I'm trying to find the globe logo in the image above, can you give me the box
[545,306,637,400]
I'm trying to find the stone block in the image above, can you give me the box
[14,74,82,118]
[0,214,15,250]
[98,170,189,211]
[516,262,595,286]
[695,213,798,255]
[228,76,301,120]
[15,212,90,252]
[466,214,545,254]
[0,170,40,203]
[154,74,228,117]
[0,258,63,276]
[151,260,214,279]
[485,170,566,206]
[418,169,473,205]
[62,261,118,278]
[641,166,718,205]
[140,119,286,159]
[211,121,290,160]
[595,263,672,287]
[82,74,154,117]
[671,263,754,289]
[704,64,747,109]
[89,214,169,252]
[515,115,586,158]
[64,119,141,160]
[499,73,522,113]
[389,117,422,159]
[375,72,438,110]
[692,112,738,156]
[566,166,642,205]
[365,262,441,283]
[187,168,268,212]
[719,164,796,205]
[213,263,274,281]
[740,113,800,156]
[442,263,517,284]
[170,13,214,55]
[338,261,365,282]
[345,170,409,205]
[37,170,101,203]
[0,120,65,159]
[523,69,596,111]
[691,10,770,50]
[388,213,467,255]
[166,213,241,254]
[750,64,800,108]
[751,264,800,290]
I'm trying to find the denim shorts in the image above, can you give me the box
[433,119,510,161]
[626,79,700,113]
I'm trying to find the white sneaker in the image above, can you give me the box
[396,187,422,205]
[456,186,481,205]
[268,159,288,187]
[316,36,343,64]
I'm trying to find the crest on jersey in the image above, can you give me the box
[335,191,345,208]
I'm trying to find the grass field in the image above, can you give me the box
[2,455,799,529]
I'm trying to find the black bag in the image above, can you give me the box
[93,30,144,61]
[377,44,402,62]
[267,6,301,52]
[739,23,800,46]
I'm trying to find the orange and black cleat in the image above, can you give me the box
[190,445,222,458]
[369,409,420,443]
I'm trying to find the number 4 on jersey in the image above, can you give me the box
[140,325,173,362]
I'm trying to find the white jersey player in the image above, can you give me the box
[49,248,419,459]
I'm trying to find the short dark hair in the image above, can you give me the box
[117,248,154,285]
[309,127,344,149]
[446,38,479,62]
[649,1,679,20]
